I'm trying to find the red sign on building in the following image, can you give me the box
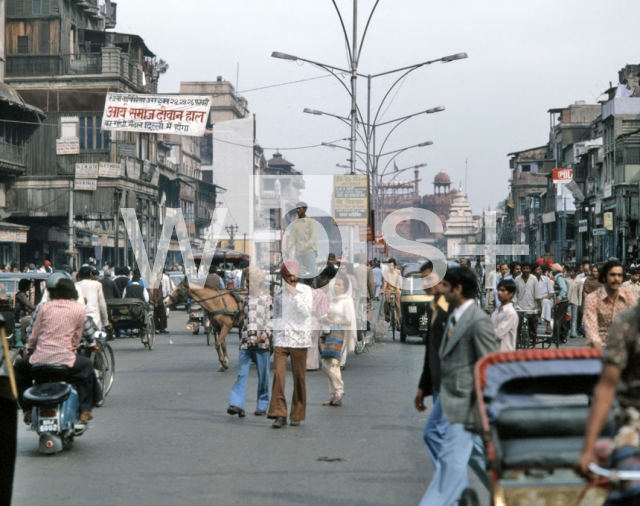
[552,168,573,182]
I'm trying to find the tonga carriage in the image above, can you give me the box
[106,298,155,350]
[462,348,611,506]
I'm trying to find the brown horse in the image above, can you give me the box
[167,277,245,370]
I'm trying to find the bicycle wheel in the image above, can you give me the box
[102,343,115,396]
[390,301,396,341]
[92,349,109,401]
[146,316,155,351]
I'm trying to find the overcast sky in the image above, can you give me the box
[117,0,640,215]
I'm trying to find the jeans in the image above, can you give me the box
[569,304,579,338]
[229,348,270,412]
[419,423,488,506]
[423,391,449,466]
[295,251,317,278]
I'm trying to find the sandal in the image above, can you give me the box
[322,396,335,406]
[331,394,344,406]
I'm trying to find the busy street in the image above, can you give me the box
[3,1,640,506]
[11,307,487,506]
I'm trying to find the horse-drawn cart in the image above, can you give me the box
[106,299,155,350]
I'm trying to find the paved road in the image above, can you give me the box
[12,306,492,506]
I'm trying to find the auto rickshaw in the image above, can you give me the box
[399,263,431,343]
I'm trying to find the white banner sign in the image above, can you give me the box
[75,163,98,179]
[102,93,211,137]
[75,179,98,191]
[56,138,80,155]
[99,162,122,178]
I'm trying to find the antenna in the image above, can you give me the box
[465,158,468,193]
[236,63,240,97]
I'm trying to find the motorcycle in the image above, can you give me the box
[23,331,105,454]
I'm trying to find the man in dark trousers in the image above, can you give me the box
[99,268,121,300]
[414,260,453,466]
[419,267,498,506]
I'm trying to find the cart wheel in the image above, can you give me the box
[146,317,155,351]
[92,349,109,403]
[458,488,480,506]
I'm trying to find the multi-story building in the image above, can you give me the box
[4,0,166,268]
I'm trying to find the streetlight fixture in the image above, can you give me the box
[271,51,298,61]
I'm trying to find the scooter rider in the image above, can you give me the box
[13,273,102,427]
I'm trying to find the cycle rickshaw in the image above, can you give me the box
[460,348,611,506]
[106,298,155,350]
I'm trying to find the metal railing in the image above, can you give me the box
[6,54,102,77]
[0,141,26,167]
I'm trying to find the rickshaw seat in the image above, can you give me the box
[495,407,615,469]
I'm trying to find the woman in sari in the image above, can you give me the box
[319,275,356,406]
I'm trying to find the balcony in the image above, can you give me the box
[6,54,102,77]
[0,140,26,171]
[6,52,149,92]
[195,206,212,224]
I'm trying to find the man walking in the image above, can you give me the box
[484,262,499,312]
[515,263,541,346]
[286,202,317,278]
[419,267,498,506]
[414,261,452,466]
[551,263,569,345]
[268,259,313,428]
[566,265,582,339]
[492,279,519,351]
[382,258,402,325]
[99,268,121,300]
[583,260,635,349]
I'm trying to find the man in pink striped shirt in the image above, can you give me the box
[14,274,101,425]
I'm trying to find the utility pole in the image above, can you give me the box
[348,0,358,263]
[225,224,239,251]
[68,180,75,270]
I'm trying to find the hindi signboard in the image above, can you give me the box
[333,175,369,225]
[604,184,613,198]
[593,228,607,236]
[102,93,212,137]
[16,230,27,243]
[604,212,614,231]
[56,138,80,155]
[75,179,97,191]
[75,163,98,179]
[99,162,122,178]
[117,142,136,157]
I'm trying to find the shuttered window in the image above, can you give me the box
[17,36,29,54]
[33,0,41,14]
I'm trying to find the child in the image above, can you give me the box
[491,279,519,351]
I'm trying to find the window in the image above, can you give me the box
[519,199,526,216]
[521,164,531,172]
[33,0,41,14]
[79,116,110,151]
[17,36,29,54]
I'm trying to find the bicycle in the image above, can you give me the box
[79,330,115,401]
[515,310,537,349]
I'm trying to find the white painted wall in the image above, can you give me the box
[211,117,254,243]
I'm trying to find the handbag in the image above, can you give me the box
[321,326,344,360]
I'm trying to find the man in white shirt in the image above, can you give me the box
[484,262,499,312]
[268,259,313,429]
[493,263,512,308]
[491,279,519,351]
[515,263,542,346]
[534,264,555,334]
[76,266,109,329]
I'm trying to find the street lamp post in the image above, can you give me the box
[272,1,468,260]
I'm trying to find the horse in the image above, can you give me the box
[166,277,245,371]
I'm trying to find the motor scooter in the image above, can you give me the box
[22,330,104,455]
